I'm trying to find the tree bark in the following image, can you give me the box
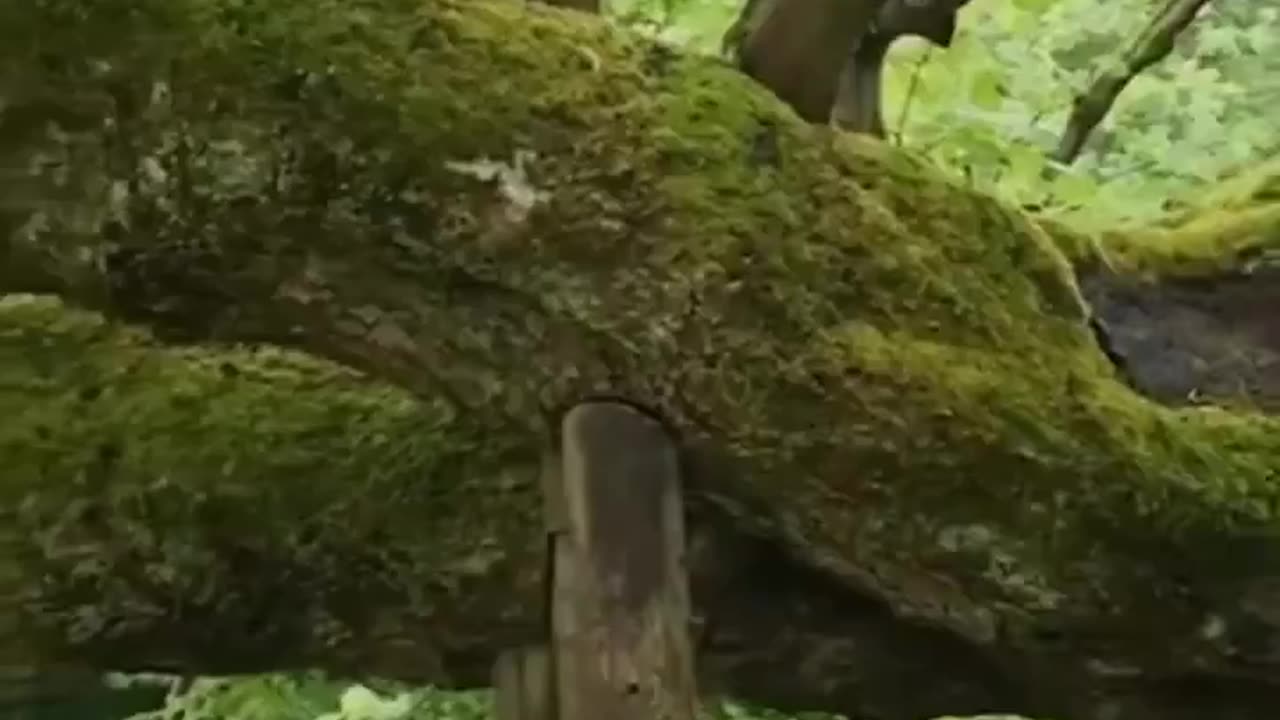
[2,1,1280,719]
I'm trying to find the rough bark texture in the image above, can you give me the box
[726,0,880,122]
[2,1,1280,719]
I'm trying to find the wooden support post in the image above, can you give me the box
[493,401,697,720]
[493,455,563,720]
[493,646,554,720]
[550,401,698,720]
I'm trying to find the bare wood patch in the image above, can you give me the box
[553,401,698,720]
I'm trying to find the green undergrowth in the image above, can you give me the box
[113,672,1033,720]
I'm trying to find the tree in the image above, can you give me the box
[2,1,1279,719]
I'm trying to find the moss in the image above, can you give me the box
[1034,214,1115,272]
[1099,157,1280,277]
[0,295,543,668]
[5,0,1280,672]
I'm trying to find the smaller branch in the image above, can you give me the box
[891,47,933,145]
[1053,0,1213,165]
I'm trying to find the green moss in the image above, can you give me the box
[1034,214,1115,272]
[1102,205,1280,277]
[0,295,542,664]
[5,0,1280,670]
[1099,157,1280,277]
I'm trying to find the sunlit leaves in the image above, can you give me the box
[1011,0,1056,10]
[968,69,1005,110]
[604,0,1277,228]
[610,0,739,53]
[882,0,1277,225]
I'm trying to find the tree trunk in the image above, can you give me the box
[725,0,880,122]
[2,2,1280,719]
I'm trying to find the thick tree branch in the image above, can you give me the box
[1,1,1280,719]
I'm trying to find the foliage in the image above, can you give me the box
[115,674,802,720]
[118,673,1046,720]
[610,0,1280,228]
[120,674,491,720]
[883,0,1279,228]
[610,0,740,53]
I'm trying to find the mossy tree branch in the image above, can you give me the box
[3,1,1280,718]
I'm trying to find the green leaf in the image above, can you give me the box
[969,70,1005,110]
